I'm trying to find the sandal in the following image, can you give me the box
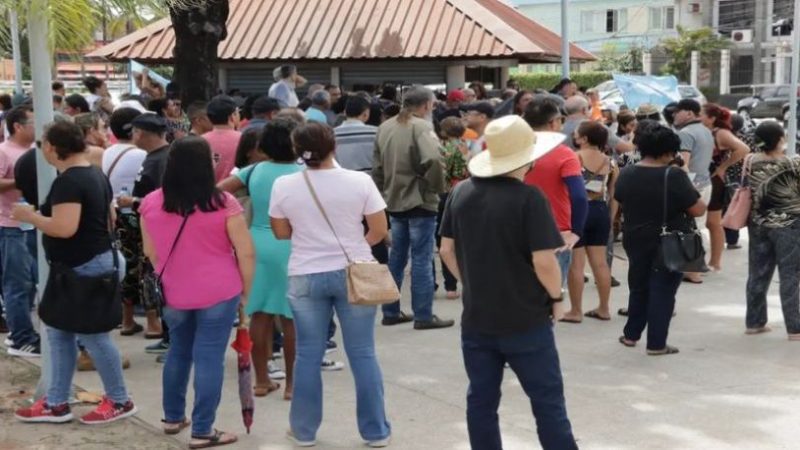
[618,336,636,347]
[120,323,143,336]
[617,308,628,317]
[682,276,703,284]
[745,326,772,335]
[558,317,582,324]
[145,332,163,340]
[254,383,280,397]
[189,429,237,449]
[584,310,611,321]
[647,345,680,356]
[162,418,191,435]
[788,334,800,341]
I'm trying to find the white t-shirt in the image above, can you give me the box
[102,143,148,195]
[270,168,387,276]
[85,93,101,110]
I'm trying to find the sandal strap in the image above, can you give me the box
[192,429,223,442]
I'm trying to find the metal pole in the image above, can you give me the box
[787,0,800,157]
[28,2,57,400]
[9,9,23,95]
[720,49,731,95]
[561,0,570,78]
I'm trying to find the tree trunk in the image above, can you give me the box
[169,0,229,106]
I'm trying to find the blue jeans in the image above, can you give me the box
[556,250,572,291]
[0,227,38,347]
[462,325,577,450]
[47,250,128,406]
[288,271,391,443]
[162,296,239,436]
[383,216,437,322]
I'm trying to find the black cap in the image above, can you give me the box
[676,98,701,114]
[252,96,282,115]
[464,101,495,119]
[131,113,168,133]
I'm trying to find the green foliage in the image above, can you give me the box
[596,43,644,73]
[659,26,730,82]
[510,72,613,91]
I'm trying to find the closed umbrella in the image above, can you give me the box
[230,308,254,434]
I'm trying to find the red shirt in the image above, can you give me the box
[523,144,581,231]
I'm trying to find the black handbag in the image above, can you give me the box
[141,214,188,312]
[39,230,122,334]
[658,168,709,273]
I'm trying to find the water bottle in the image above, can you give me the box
[119,186,132,214]
[17,198,34,231]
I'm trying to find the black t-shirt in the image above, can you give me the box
[614,165,700,252]
[14,148,38,206]
[41,166,113,267]
[132,146,169,198]
[440,177,564,335]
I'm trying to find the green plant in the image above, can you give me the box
[510,72,613,91]
[596,43,644,73]
[659,26,730,82]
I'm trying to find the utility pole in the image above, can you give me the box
[9,9,23,95]
[561,0,570,78]
[787,0,800,156]
[753,0,772,85]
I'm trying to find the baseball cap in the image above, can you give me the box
[131,113,168,133]
[447,89,465,103]
[252,96,281,115]
[464,101,495,119]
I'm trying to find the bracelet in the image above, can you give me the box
[549,295,564,304]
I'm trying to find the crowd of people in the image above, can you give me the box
[0,63,797,449]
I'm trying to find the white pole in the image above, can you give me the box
[9,9,23,95]
[28,3,57,400]
[643,52,652,76]
[561,0,570,78]
[720,49,731,95]
[775,46,786,85]
[787,0,800,157]
[690,50,700,86]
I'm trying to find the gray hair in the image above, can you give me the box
[402,86,434,109]
[311,90,331,107]
[565,96,589,115]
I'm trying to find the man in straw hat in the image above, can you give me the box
[439,115,578,450]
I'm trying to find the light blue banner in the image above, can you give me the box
[612,74,682,110]
[129,60,171,94]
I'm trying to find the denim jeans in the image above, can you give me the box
[622,243,683,350]
[162,296,239,436]
[384,215,437,322]
[0,227,38,347]
[47,250,128,406]
[746,222,800,334]
[288,271,391,443]
[462,325,577,450]
[435,193,458,292]
[555,250,572,291]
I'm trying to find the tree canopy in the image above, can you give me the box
[659,26,730,82]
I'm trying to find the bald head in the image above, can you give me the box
[565,96,589,117]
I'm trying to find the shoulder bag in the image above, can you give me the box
[658,167,709,273]
[302,171,400,305]
[721,154,753,230]
[141,214,189,312]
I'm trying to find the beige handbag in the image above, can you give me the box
[302,171,400,306]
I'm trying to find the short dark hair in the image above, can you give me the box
[52,81,64,91]
[345,96,370,118]
[731,114,745,133]
[148,98,169,117]
[676,98,701,115]
[162,136,226,216]
[186,101,208,121]
[206,96,238,125]
[439,116,466,139]
[234,128,262,169]
[109,107,142,140]
[293,122,336,168]
[523,96,562,129]
[45,120,86,159]
[577,121,609,148]
[65,94,90,113]
[53,94,63,104]
[636,122,681,159]
[0,94,11,110]
[261,117,299,162]
[662,102,679,126]
[83,76,104,94]
[754,121,785,153]
[5,106,31,136]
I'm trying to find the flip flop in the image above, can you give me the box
[618,336,636,347]
[584,310,611,321]
[254,383,281,397]
[120,323,144,336]
[162,418,191,435]
[682,276,703,284]
[558,317,582,324]
[189,429,237,449]
[145,332,163,340]
[745,326,772,335]
[647,345,680,356]
[618,308,628,317]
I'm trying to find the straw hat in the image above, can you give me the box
[468,115,565,178]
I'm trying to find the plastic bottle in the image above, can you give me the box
[119,186,133,214]
[17,198,34,231]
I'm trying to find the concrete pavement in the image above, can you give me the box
[50,236,800,449]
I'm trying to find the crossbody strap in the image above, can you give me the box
[158,214,189,278]
[302,170,353,264]
[661,167,671,232]
[106,145,136,180]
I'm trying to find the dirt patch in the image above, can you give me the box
[0,352,182,450]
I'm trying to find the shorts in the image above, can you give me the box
[576,201,611,248]
[707,175,725,212]
[694,184,713,229]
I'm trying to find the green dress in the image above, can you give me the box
[236,161,302,318]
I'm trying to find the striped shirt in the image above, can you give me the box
[334,119,378,172]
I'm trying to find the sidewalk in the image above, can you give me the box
[6,238,800,449]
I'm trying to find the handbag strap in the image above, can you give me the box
[244,161,263,193]
[106,145,136,180]
[661,167,672,233]
[302,170,353,264]
[158,214,189,277]
[740,153,754,186]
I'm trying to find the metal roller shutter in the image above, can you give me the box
[340,62,446,90]
[226,65,332,96]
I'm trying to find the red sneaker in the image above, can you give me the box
[15,397,73,423]
[79,396,138,425]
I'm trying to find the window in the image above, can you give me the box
[581,11,596,33]
[605,9,627,33]
[649,7,662,29]
[665,7,675,29]
[582,9,626,33]
[650,6,675,29]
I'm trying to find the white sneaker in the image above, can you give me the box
[286,430,316,447]
[268,359,286,380]
[321,359,344,371]
[8,342,40,358]
[367,437,391,448]
[272,351,283,359]
[4,337,13,347]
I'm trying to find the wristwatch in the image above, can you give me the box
[549,294,564,304]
